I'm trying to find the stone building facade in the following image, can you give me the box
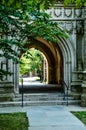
[0,3,86,106]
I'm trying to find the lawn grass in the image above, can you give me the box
[71,111,86,125]
[0,112,29,130]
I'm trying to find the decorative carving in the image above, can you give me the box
[46,9,52,15]
[54,8,62,17]
[65,22,73,33]
[64,8,72,17]
[78,73,83,80]
[75,9,82,17]
[76,21,84,34]
[60,22,65,28]
[77,60,83,71]
[83,71,86,81]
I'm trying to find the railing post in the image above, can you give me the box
[21,78,24,107]
[67,87,68,106]
[63,84,65,100]
[62,80,69,106]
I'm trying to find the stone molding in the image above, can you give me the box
[47,5,84,20]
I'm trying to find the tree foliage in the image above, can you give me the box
[0,4,27,77]
[0,0,85,9]
[0,0,85,78]
[20,48,43,76]
[64,0,86,7]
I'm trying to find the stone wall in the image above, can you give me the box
[0,3,86,104]
[81,7,86,106]
[0,82,14,101]
[47,4,85,101]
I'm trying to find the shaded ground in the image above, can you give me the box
[19,77,62,93]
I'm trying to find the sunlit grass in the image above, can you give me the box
[71,111,86,125]
[0,112,29,130]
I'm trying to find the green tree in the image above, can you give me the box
[0,0,64,78]
[64,0,86,7]
[20,48,43,77]
[0,4,27,78]
[0,0,85,79]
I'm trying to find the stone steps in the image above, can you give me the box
[0,92,81,107]
[14,93,73,101]
[0,100,80,107]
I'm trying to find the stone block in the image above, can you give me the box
[71,92,81,100]
[81,94,86,107]
[81,83,86,106]
[0,93,14,102]
[0,82,14,101]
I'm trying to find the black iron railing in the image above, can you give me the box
[21,78,24,107]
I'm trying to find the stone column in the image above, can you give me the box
[13,63,19,94]
[81,71,86,106]
[81,7,86,106]
[0,59,14,101]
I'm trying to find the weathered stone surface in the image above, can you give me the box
[0,82,14,101]
[0,93,14,102]
[81,94,86,106]
[71,92,81,100]
[81,83,86,106]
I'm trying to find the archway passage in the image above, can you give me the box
[19,37,63,93]
[19,48,45,82]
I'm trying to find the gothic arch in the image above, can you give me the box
[57,36,76,89]
[33,36,75,88]
[23,38,63,84]
[14,34,75,93]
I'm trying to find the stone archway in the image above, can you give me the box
[14,35,75,94]
[23,37,63,85]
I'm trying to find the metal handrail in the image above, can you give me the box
[21,78,24,107]
[62,80,69,106]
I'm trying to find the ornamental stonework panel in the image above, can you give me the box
[64,8,73,17]
[47,5,84,20]
[65,22,73,34]
[76,21,84,34]
[54,8,62,17]
[74,8,82,17]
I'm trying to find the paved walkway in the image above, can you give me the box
[0,105,86,130]
[27,106,86,130]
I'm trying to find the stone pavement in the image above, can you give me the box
[0,105,86,130]
[27,106,86,130]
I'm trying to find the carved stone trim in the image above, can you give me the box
[65,22,73,33]
[75,9,82,17]
[54,8,62,17]
[46,9,52,15]
[64,8,72,17]
[76,20,84,34]
[60,22,65,29]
